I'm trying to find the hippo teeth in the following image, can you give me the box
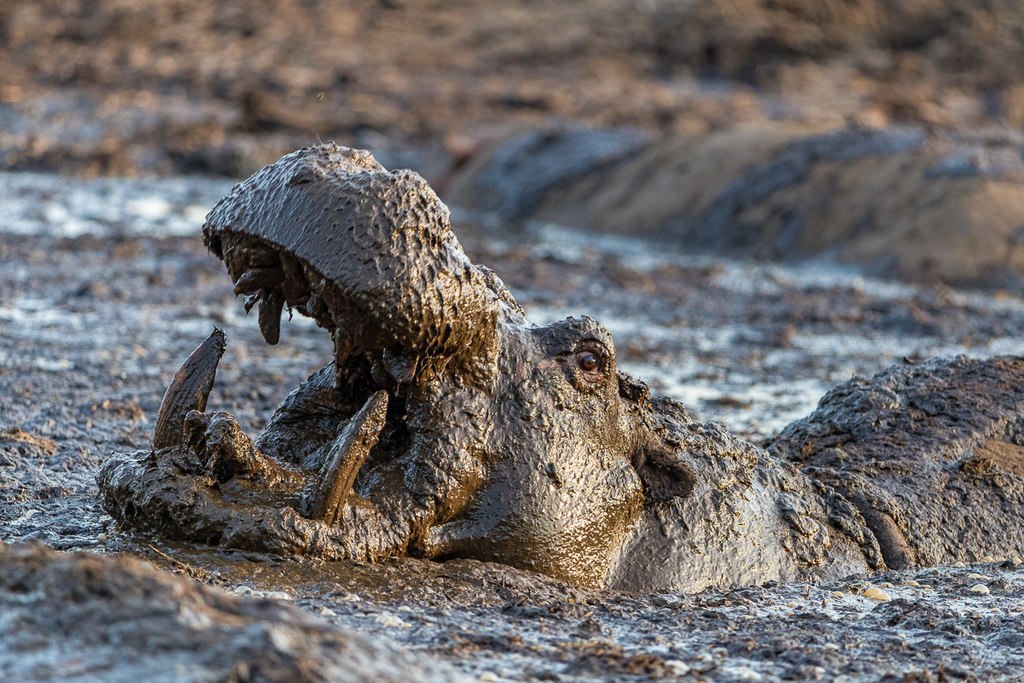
[307,390,389,525]
[233,266,285,295]
[257,289,285,345]
[242,292,260,314]
[152,328,226,450]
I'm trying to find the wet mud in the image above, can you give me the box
[0,541,467,682]
[5,172,1024,680]
[6,539,1024,683]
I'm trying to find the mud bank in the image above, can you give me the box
[4,172,1024,680]
[448,124,1024,289]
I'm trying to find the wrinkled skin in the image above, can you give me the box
[97,145,1024,591]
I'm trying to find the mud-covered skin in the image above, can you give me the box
[768,356,1024,572]
[201,145,503,380]
[97,144,1024,591]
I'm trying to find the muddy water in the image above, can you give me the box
[3,172,1024,681]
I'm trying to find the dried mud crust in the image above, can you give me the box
[5,1,1024,176]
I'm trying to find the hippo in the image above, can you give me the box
[97,144,1024,592]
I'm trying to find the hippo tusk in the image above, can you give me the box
[257,289,285,345]
[307,390,389,524]
[153,329,226,450]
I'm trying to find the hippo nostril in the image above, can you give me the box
[632,445,696,502]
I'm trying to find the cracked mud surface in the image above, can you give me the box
[3,174,1024,681]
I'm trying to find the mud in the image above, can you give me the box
[6,539,1024,683]
[7,1,1024,296]
[5,172,1024,679]
[0,541,468,682]
[448,124,1024,289]
[5,0,1024,179]
[645,0,1024,128]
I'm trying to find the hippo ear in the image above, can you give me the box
[632,443,696,503]
[202,143,516,380]
[616,374,697,502]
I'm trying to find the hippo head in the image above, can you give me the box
[97,144,842,591]
[412,315,654,584]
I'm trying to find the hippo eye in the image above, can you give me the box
[578,352,600,373]
[575,349,604,382]
[557,342,609,391]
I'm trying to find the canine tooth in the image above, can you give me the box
[153,329,226,450]
[243,292,260,314]
[307,391,389,524]
[258,289,285,345]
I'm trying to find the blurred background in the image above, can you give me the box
[4,0,1024,288]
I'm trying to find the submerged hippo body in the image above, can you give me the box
[97,145,1024,591]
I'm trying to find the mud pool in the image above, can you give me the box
[3,172,1024,681]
